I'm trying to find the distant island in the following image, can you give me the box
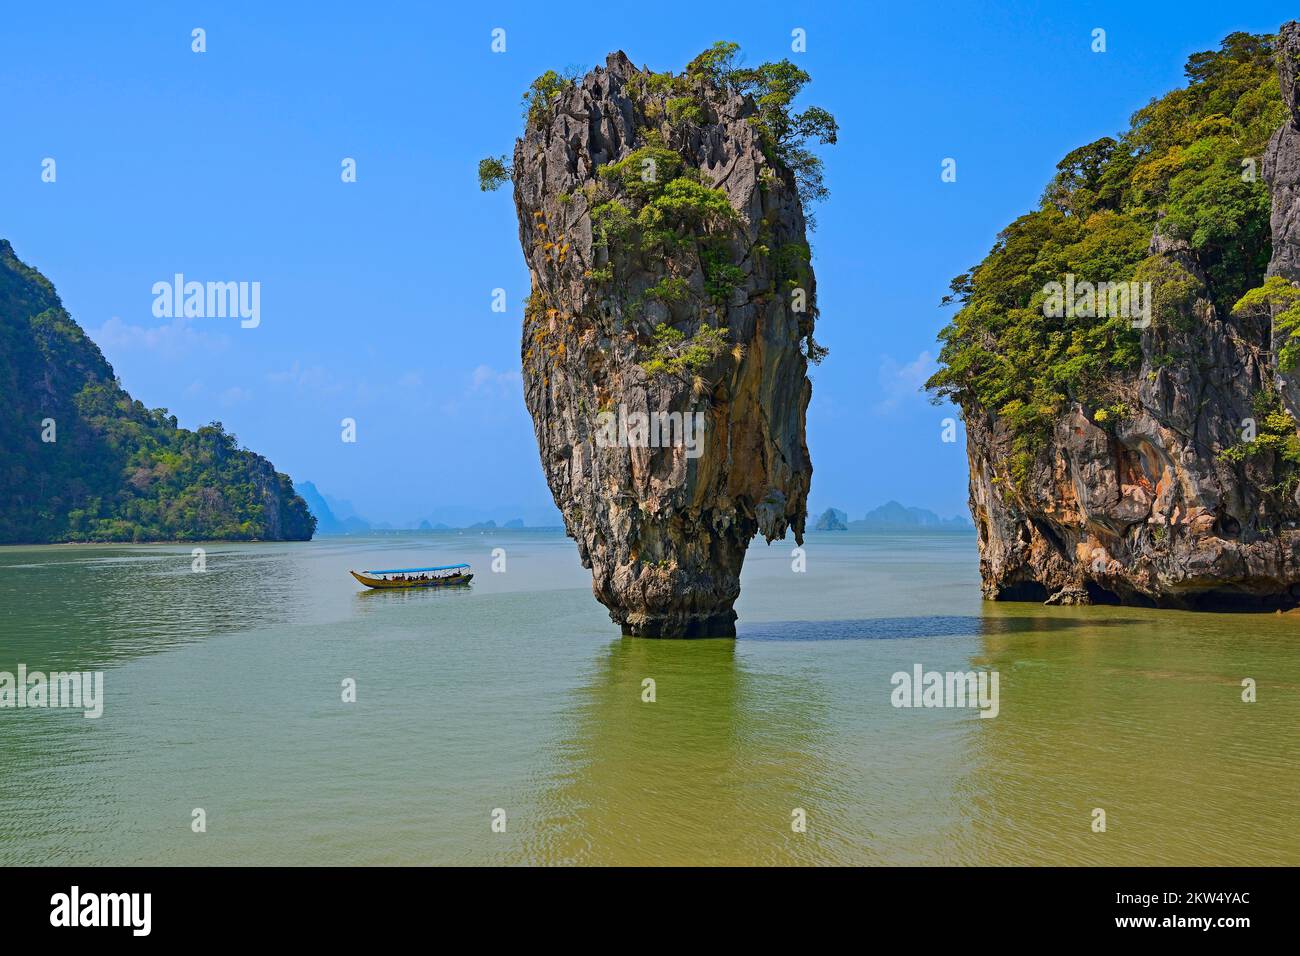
[813,502,973,532]
[298,481,536,533]
[0,239,314,544]
[814,508,848,530]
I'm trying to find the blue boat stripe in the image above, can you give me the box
[361,565,470,574]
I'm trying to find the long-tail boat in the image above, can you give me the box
[349,564,473,589]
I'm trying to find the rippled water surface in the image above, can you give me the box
[1,530,1296,865]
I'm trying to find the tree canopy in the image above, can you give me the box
[927,30,1283,480]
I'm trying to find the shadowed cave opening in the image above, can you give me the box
[1000,582,1299,611]
[996,580,1048,602]
[1083,581,1124,605]
[1169,589,1300,612]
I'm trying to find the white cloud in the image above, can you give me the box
[219,385,254,407]
[439,365,522,415]
[872,350,938,415]
[93,315,229,358]
[265,360,348,398]
[471,364,521,394]
[265,361,433,409]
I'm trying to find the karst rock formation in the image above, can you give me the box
[509,52,819,635]
[957,23,1300,609]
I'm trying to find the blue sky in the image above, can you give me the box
[3,1,1297,525]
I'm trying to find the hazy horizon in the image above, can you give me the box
[298,478,974,530]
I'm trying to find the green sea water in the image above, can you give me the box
[0,530,1296,865]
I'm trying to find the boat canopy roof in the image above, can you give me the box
[363,564,470,574]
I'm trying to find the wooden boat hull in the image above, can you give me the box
[350,570,473,589]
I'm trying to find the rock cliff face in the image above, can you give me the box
[1266,25,1300,283]
[510,52,818,635]
[956,26,1300,610]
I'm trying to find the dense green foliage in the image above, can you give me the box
[0,240,316,543]
[927,31,1283,470]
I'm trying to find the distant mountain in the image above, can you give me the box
[813,508,848,531]
[0,239,314,543]
[298,495,552,533]
[851,501,972,531]
[297,481,336,529]
[299,481,370,535]
[322,492,367,524]
[808,502,971,532]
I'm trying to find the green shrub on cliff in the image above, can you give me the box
[701,246,745,304]
[645,178,736,232]
[1232,275,1300,368]
[639,323,730,377]
[591,199,635,246]
[599,146,685,200]
[1219,387,1300,498]
[521,69,576,123]
[477,155,512,192]
[595,145,736,245]
[928,30,1282,466]
[644,276,691,302]
[665,96,705,124]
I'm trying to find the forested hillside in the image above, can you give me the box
[0,239,314,543]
